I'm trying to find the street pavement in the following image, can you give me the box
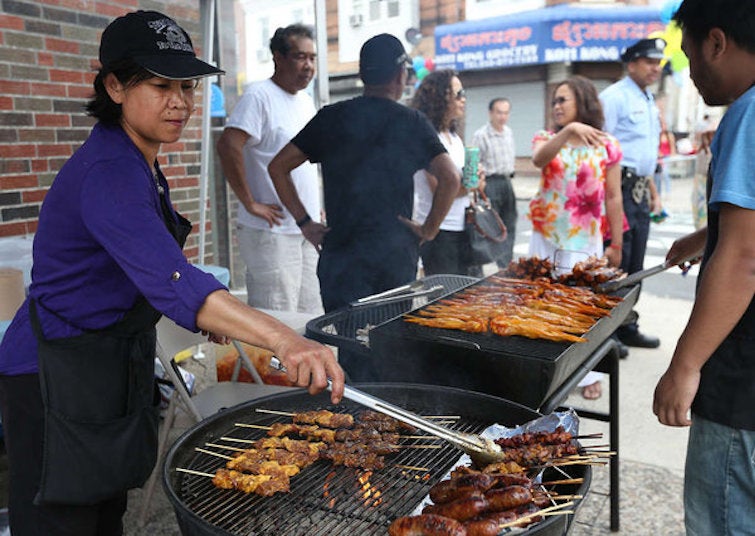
[123,176,700,535]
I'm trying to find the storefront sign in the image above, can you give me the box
[435,5,664,71]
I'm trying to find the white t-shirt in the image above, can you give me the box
[413,131,467,231]
[225,79,320,234]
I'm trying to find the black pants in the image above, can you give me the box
[0,374,127,536]
[612,168,652,333]
[420,229,474,276]
[485,174,517,268]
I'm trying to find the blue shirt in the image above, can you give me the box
[599,76,660,177]
[0,124,225,376]
[709,85,755,212]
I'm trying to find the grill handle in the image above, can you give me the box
[268,357,501,461]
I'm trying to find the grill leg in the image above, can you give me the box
[556,340,621,532]
[607,344,620,531]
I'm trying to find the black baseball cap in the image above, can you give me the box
[99,10,223,80]
[620,38,666,63]
[359,33,411,85]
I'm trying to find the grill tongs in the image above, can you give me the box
[270,357,505,467]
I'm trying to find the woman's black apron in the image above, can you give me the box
[29,184,192,505]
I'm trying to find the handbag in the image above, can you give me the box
[465,191,508,265]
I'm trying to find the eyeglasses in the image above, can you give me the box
[395,53,411,66]
[551,96,570,107]
[454,88,466,100]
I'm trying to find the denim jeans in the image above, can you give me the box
[684,415,755,535]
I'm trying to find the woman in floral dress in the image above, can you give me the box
[528,75,625,399]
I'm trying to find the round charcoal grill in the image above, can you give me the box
[163,384,591,536]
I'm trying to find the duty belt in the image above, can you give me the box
[622,166,651,205]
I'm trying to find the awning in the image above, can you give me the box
[434,4,663,72]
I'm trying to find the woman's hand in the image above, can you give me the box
[476,168,487,194]
[274,335,345,403]
[567,122,606,147]
[604,244,622,268]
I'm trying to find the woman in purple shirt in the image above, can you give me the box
[0,11,343,535]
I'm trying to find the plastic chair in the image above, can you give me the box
[138,317,293,525]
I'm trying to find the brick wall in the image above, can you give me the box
[0,0,214,264]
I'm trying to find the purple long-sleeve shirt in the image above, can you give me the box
[0,123,225,376]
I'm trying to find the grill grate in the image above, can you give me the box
[305,274,478,354]
[174,402,488,535]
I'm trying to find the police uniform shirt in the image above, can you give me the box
[600,76,661,177]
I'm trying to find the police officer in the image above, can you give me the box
[600,38,666,349]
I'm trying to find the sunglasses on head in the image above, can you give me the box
[551,96,569,107]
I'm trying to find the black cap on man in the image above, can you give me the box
[359,33,411,85]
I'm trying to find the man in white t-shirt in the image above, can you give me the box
[217,24,322,313]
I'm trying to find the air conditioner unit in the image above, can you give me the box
[349,14,363,27]
[257,49,271,62]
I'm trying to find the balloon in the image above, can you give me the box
[660,0,683,25]
[412,56,425,72]
[416,67,429,80]
[424,56,435,71]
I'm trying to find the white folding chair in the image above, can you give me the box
[138,317,294,525]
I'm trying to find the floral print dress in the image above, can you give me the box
[528,130,622,268]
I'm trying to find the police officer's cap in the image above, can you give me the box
[620,38,666,63]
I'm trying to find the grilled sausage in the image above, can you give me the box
[483,485,532,512]
[423,496,489,522]
[464,503,541,536]
[388,514,467,536]
[429,474,497,504]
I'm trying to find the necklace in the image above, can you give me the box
[153,168,165,195]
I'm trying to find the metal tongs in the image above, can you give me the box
[597,253,701,293]
[269,357,506,467]
[349,280,444,308]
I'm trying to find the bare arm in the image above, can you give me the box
[269,142,329,250]
[653,204,755,426]
[196,290,344,403]
[531,123,605,169]
[216,128,284,227]
[422,152,462,239]
[603,162,623,267]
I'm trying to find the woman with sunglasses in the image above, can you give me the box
[411,70,485,275]
[528,76,625,399]
[0,11,343,535]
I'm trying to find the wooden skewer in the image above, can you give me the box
[498,500,574,529]
[540,510,574,516]
[548,495,583,501]
[394,464,430,472]
[401,435,441,440]
[219,436,256,444]
[403,445,441,449]
[580,443,610,449]
[195,447,233,460]
[574,433,603,439]
[176,467,215,478]
[254,408,459,420]
[541,477,584,486]
[206,442,247,452]
[255,408,293,416]
[235,423,271,429]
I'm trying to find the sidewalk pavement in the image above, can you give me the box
[125,176,699,535]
